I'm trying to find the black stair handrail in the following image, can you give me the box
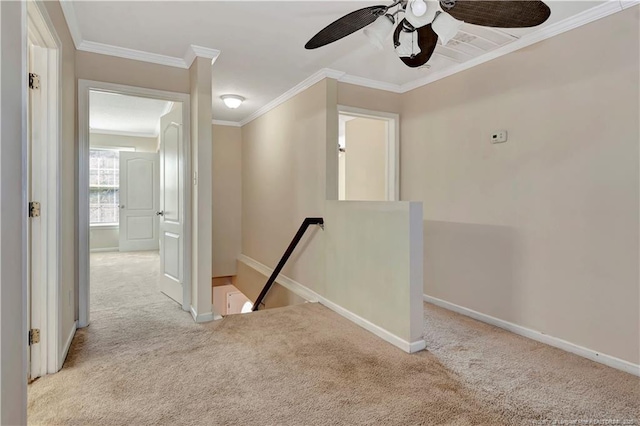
[252,217,324,311]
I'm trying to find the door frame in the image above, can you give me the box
[26,0,62,377]
[77,80,192,327]
[337,105,400,201]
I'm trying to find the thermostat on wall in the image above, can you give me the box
[491,131,508,144]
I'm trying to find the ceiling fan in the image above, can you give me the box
[305,0,551,68]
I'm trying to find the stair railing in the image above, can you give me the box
[252,217,324,311]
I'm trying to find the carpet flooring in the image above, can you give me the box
[28,251,639,425]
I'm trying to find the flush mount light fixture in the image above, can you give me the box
[221,95,245,109]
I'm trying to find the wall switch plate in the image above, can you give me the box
[491,130,508,144]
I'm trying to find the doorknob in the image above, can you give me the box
[120,205,125,209]
[156,211,164,216]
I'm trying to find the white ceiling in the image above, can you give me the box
[90,91,172,137]
[68,1,609,123]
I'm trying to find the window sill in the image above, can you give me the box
[90,223,119,230]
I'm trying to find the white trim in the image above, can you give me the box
[238,254,319,303]
[58,0,82,48]
[400,0,626,92]
[212,119,242,127]
[320,294,426,354]
[89,247,119,253]
[78,40,187,68]
[238,255,425,353]
[337,105,400,202]
[78,39,221,70]
[78,80,192,328]
[423,294,640,377]
[189,306,219,323]
[338,73,403,94]
[239,68,345,126]
[59,320,77,370]
[620,0,640,8]
[89,128,159,138]
[57,1,630,112]
[27,0,63,378]
[89,223,118,229]
[183,45,221,67]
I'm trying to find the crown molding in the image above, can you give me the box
[61,0,632,125]
[60,1,221,69]
[59,0,82,48]
[77,41,221,69]
[238,68,346,126]
[212,120,242,127]
[338,74,403,94]
[184,45,222,68]
[78,40,189,68]
[620,0,640,9]
[400,0,626,92]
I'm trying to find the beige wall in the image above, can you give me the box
[212,124,242,277]
[76,51,190,94]
[401,7,639,364]
[324,201,424,345]
[0,2,28,423]
[242,79,334,294]
[43,0,77,366]
[241,79,424,348]
[344,117,387,201]
[337,82,402,114]
[190,57,213,317]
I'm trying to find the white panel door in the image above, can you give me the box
[158,107,184,305]
[119,152,160,252]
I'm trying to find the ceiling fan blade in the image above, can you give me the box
[305,6,387,49]
[393,21,438,68]
[444,0,551,28]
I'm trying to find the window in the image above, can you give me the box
[89,149,120,225]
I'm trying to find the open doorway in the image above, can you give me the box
[79,81,191,328]
[337,106,399,201]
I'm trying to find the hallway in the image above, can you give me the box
[27,253,639,425]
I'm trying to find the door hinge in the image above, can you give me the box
[29,329,40,345]
[29,201,41,218]
[29,73,40,90]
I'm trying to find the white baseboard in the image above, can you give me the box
[59,320,77,370]
[423,294,640,377]
[319,294,427,354]
[238,254,425,354]
[190,306,220,323]
[238,254,319,303]
[90,247,118,253]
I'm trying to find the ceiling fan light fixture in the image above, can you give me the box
[395,30,421,58]
[432,12,463,45]
[411,0,427,17]
[405,0,440,28]
[221,95,245,109]
[364,14,395,50]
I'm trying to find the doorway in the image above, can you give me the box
[337,106,400,201]
[78,81,191,328]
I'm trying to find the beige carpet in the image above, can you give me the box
[28,251,639,425]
